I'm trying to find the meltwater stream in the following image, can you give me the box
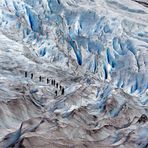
[0,0,147,147]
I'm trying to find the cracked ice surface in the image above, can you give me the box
[0,0,148,147]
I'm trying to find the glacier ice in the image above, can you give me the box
[0,0,148,147]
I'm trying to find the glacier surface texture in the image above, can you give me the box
[0,0,148,147]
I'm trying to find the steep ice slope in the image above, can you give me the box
[0,0,147,99]
[0,0,147,147]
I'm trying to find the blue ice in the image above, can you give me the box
[13,1,20,17]
[117,77,124,88]
[23,28,30,38]
[93,56,98,73]
[93,16,105,34]
[79,11,97,34]
[89,56,98,73]
[64,10,77,26]
[47,0,63,14]
[88,40,102,54]
[106,48,116,68]
[131,76,138,93]
[25,0,36,7]
[97,86,112,112]
[125,39,136,55]
[26,7,42,33]
[16,22,21,29]
[112,37,123,55]
[75,49,82,65]
[39,48,46,57]
[113,38,135,55]
[103,24,111,33]
[110,103,126,117]
[103,64,108,79]
[68,37,82,65]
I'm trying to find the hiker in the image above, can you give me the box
[55,90,58,96]
[56,83,58,88]
[61,87,64,95]
[47,78,49,84]
[39,76,42,82]
[60,85,62,90]
[25,71,27,78]
[31,73,33,79]
[51,79,54,85]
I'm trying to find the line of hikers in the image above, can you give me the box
[25,71,65,96]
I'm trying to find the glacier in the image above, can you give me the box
[0,0,147,147]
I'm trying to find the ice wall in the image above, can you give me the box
[0,0,147,103]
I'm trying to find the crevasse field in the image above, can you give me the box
[0,0,147,147]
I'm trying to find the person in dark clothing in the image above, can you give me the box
[55,90,57,96]
[31,73,33,79]
[25,71,27,78]
[61,87,64,95]
[56,83,58,88]
[51,79,54,85]
[60,85,62,90]
[47,78,49,84]
[39,76,42,82]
